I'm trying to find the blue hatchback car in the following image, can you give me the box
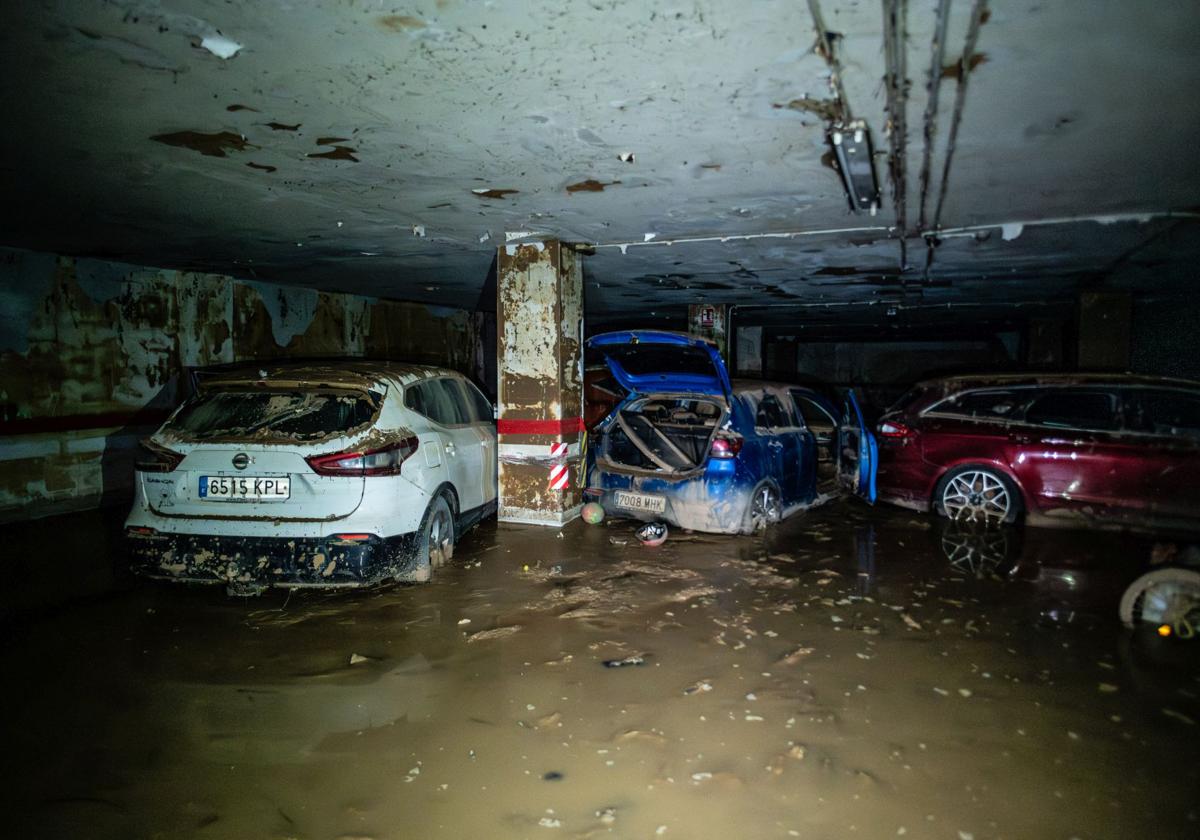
[584,331,877,534]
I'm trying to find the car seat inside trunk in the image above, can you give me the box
[605,397,723,472]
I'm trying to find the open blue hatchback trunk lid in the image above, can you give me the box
[587,330,732,397]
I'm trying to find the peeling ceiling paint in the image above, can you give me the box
[0,0,1198,324]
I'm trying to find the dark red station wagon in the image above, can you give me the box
[874,373,1200,531]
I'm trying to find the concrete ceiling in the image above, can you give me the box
[2,0,1199,325]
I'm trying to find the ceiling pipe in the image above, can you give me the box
[806,0,851,120]
[922,210,1200,240]
[583,210,1197,253]
[881,0,911,272]
[589,225,894,251]
[731,299,1067,311]
[930,0,989,232]
[917,0,953,233]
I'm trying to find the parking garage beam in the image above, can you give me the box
[496,241,585,525]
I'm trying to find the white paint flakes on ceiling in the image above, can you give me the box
[0,0,1197,322]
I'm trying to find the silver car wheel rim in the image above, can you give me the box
[942,470,1011,525]
[750,486,781,532]
[428,506,453,568]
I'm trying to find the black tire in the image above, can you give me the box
[404,494,455,583]
[742,481,783,535]
[934,465,1023,526]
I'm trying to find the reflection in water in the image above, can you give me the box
[938,523,1017,579]
[1,500,1198,839]
[933,517,1200,633]
[854,524,875,595]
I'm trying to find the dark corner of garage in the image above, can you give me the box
[1,1,1198,837]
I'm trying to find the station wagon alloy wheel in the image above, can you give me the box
[940,469,1013,525]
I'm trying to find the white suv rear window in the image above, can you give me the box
[166,390,380,441]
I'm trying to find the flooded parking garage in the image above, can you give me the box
[4,2,1200,837]
[3,500,1197,839]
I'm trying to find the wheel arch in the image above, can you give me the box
[931,460,1029,517]
[431,481,460,516]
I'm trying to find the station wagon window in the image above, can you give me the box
[932,389,1023,420]
[755,394,792,429]
[887,384,933,414]
[1130,389,1200,438]
[1025,389,1120,431]
[405,378,471,426]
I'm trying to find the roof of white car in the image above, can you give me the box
[197,361,458,390]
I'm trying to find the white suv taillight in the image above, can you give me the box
[306,436,419,476]
[135,440,184,472]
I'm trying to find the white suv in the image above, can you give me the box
[125,362,496,594]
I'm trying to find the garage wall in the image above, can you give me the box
[0,247,476,521]
[772,337,1016,409]
[1130,294,1200,381]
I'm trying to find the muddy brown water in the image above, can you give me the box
[2,500,1198,839]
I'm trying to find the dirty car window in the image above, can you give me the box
[1025,389,1120,431]
[406,379,470,426]
[1132,389,1200,438]
[935,389,1023,420]
[755,394,791,428]
[167,390,380,441]
[462,380,494,423]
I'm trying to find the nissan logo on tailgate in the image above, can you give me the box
[232,453,251,471]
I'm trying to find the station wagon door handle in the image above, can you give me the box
[1010,433,1032,444]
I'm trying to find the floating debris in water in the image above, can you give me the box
[603,654,648,668]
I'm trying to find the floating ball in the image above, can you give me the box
[582,502,606,525]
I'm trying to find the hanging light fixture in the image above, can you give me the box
[830,120,880,215]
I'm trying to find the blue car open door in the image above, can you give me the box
[838,390,878,503]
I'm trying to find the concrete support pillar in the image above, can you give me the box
[688,303,728,361]
[1077,292,1131,370]
[496,241,584,525]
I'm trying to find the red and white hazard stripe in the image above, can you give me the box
[549,442,568,459]
[548,464,570,490]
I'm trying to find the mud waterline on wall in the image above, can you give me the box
[0,247,477,519]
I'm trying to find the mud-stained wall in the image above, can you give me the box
[0,247,474,520]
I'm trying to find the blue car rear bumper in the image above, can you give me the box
[586,468,753,534]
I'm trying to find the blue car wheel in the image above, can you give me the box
[743,481,782,534]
